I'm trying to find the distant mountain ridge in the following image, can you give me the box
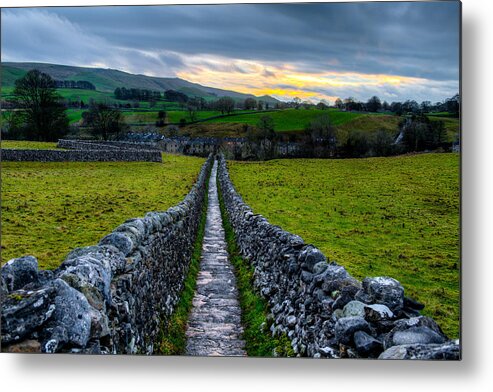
[1,62,280,104]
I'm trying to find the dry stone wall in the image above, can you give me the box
[1,155,213,354]
[1,148,162,162]
[57,139,161,151]
[217,154,460,360]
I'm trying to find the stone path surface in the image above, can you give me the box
[185,160,246,356]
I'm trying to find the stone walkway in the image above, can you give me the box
[185,160,246,356]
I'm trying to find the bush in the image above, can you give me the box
[371,130,396,157]
[340,130,371,158]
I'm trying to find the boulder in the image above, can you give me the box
[379,340,460,360]
[334,316,371,346]
[383,316,447,349]
[57,246,123,309]
[64,245,126,275]
[1,256,39,291]
[1,286,56,344]
[298,246,326,273]
[364,304,394,322]
[332,285,360,310]
[99,232,134,256]
[354,330,383,357]
[285,315,297,328]
[313,262,328,275]
[360,277,405,313]
[322,277,360,295]
[342,301,367,318]
[40,279,92,352]
[390,326,446,347]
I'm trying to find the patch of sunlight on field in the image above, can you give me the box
[227,153,460,338]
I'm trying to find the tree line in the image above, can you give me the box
[114,87,162,101]
[114,85,276,115]
[270,94,460,117]
[333,94,460,116]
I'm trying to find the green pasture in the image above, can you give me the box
[1,153,205,269]
[201,109,364,131]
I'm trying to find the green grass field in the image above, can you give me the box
[167,110,223,123]
[1,140,61,149]
[1,154,205,269]
[66,109,84,124]
[201,109,364,131]
[336,115,401,137]
[227,153,460,338]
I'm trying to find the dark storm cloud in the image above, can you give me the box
[1,2,460,101]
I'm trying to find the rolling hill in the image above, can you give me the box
[1,62,280,104]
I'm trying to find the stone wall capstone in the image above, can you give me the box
[1,155,213,354]
[216,154,460,359]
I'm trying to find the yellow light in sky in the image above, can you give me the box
[175,54,428,102]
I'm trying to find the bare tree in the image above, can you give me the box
[11,69,69,141]
[216,97,235,115]
[187,103,198,122]
[244,98,257,110]
[83,103,127,140]
[304,114,337,157]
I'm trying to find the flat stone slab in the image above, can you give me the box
[185,160,246,357]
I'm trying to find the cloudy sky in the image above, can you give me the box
[1,1,460,103]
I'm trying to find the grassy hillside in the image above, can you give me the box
[227,153,460,338]
[1,152,205,269]
[336,114,401,136]
[198,109,400,134]
[200,109,363,132]
[2,62,280,104]
[44,107,390,137]
[1,65,27,87]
